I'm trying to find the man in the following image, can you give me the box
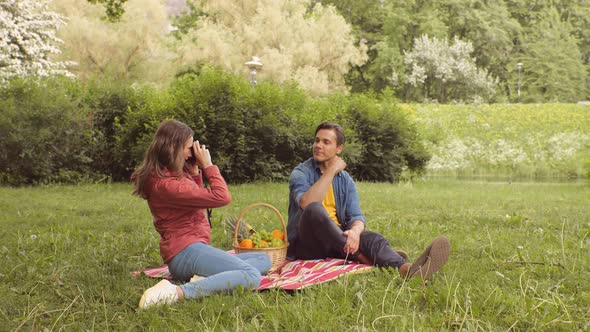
[287,121,450,279]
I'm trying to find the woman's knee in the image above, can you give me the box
[241,266,262,288]
[261,255,272,272]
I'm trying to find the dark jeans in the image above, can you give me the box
[288,202,408,269]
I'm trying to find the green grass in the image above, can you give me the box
[1,180,589,331]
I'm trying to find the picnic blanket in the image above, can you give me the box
[132,258,373,290]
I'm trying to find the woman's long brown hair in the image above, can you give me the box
[131,119,194,199]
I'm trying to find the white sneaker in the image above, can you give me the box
[138,279,179,309]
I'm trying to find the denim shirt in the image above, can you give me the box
[287,158,365,244]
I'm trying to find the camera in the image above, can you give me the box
[187,144,197,164]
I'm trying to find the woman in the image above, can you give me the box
[132,120,271,309]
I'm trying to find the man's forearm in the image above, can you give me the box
[299,172,335,208]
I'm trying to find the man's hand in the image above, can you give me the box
[325,156,347,176]
[299,156,347,209]
[342,220,364,254]
[342,228,361,254]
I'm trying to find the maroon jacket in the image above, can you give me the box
[144,165,231,263]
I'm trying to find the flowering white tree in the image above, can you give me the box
[0,0,74,82]
[404,35,497,103]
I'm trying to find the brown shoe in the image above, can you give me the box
[407,236,450,280]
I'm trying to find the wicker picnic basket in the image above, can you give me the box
[232,203,289,272]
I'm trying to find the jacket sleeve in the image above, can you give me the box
[153,165,231,209]
[344,175,366,227]
[289,166,312,209]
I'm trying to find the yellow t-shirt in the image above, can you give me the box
[322,183,341,227]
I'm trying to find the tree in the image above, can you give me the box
[316,0,388,92]
[517,7,587,102]
[175,0,368,96]
[0,0,74,82]
[505,0,590,100]
[86,0,128,22]
[372,0,449,96]
[439,0,521,98]
[323,0,523,101]
[52,0,176,86]
[404,35,497,102]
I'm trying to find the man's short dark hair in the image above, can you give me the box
[315,121,345,146]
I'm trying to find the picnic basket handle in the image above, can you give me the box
[232,202,288,246]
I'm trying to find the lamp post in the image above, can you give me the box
[517,62,522,103]
[244,56,263,87]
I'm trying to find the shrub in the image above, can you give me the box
[0,77,95,185]
[83,79,150,181]
[343,91,430,182]
[163,68,311,182]
[0,69,430,185]
[160,69,429,183]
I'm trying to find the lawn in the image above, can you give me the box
[1,180,588,331]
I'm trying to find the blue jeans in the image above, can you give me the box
[168,242,271,299]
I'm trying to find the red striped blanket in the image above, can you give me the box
[132,258,373,290]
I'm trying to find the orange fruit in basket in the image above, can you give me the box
[239,239,253,248]
[271,229,285,241]
[259,240,269,248]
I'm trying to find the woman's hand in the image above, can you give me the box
[193,140,213,170]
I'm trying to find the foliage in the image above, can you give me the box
[170,1,208,38]
[115,68,429,183]
[39,0,590,102]
[0,68,429,185]
[2,73,587,185]
[317,0,389,92]
[325,0,520,99]
[1,180,589,330]
[404,35,498,103]
[0,0,74,82]
[405,103,590,179]
[175,0,368,96]
[0,77,153,185]
[0,77,94,185]
[86,0,128,22]
[322,0,589,102]
[82,79,146,180]
[162,69,311,182]
[344,92,430,181]
[52,0,176,87]
[438,0,521,98]
[507,0,590,65]
[516,7,588,102]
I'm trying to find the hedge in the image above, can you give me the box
[0,69,428,185]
